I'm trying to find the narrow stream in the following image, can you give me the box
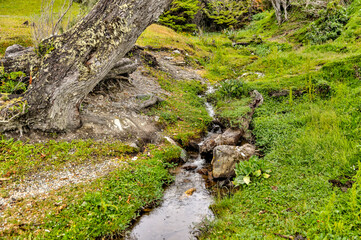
[125,88,216,240]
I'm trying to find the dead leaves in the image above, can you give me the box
[56,204,67,214]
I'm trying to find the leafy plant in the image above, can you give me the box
[233,156,271,186]
[306,1,349,44]
[218,79,248,99]
[35,42,55,57]
[158,0,200,32]
[0,67,27,94]
[203,0,261,30]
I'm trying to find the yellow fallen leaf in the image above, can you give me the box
[185,188,196,196]
[243,176,251,185]
[263,173,271,179]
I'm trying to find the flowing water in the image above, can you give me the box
[125,88,216,240]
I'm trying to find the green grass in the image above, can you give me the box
[198,4,361,239]
[138,24,255,82]
[202,93,361,239]
[2,1,361,238]
[0,0,81,56]
[0,0,76,16]
[214,98,252,128]
[2,144,181,239]
[0,138,137,179]
[147,68,212,146]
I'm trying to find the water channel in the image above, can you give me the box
[125,87,216,240]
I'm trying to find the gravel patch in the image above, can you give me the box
[0,157,132,211]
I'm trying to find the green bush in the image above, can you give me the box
[0,68,27,94]
[203,0,253,30]
[306,1,349,44]
[255,42,292,57]
[218,79,249,99]
[233,156,271,186]
[158,0,200,32]
[252,11,268,21]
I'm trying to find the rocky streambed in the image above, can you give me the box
[125,88,264,239]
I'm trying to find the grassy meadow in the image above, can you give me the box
[0,0,82,56]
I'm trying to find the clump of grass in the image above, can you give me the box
[202,89,361,238]
[147,68,212,146]
[215,98,252,128]
[0,68,27,94]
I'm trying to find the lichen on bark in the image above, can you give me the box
[0,0,173,133]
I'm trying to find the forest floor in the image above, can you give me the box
[1,1,361,239]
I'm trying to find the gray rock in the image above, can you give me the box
[199,134,221,158]
[188,139,200,151]
[5,44,25,57]
[215,128,243,146]
[164,136,178,146]
[200,128,243,158]
[180,149,189,162]
[250,90,264,109]
[4,44,34,59]
[211,144,256,179]
[137,95,164,110]
[129,142,140,151]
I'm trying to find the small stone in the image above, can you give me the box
[4,44,25,57]
[197,168,208,175]
[173,50,181,54]
[175,61,186,66]
[164,56,174,60]
[180,149,188,162]
[129,142,139,150]
[182,165,197,171]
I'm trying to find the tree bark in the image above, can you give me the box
[1,0,172,132]
[270,0,282,24]
[270,0,289,24]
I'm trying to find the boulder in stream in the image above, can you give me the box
[200,128,243,159]
[215,128,243,145]
[211,144,256,179]
[199,134,221,159]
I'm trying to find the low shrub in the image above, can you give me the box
[0,68,27,94]
[218,79,249,99]
[158,0,200,32]
[306,1,349,44]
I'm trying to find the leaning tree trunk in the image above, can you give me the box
[270,0,289,24]
[1,0,172,132]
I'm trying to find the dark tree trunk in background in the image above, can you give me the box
[270,0,289,24]
[0,0,172,132]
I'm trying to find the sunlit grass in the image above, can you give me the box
[0,0,81,57]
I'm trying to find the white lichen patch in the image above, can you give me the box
[114,118,124,131]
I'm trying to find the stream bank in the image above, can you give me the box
[125,87,218,240]
[125,85,264,239]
